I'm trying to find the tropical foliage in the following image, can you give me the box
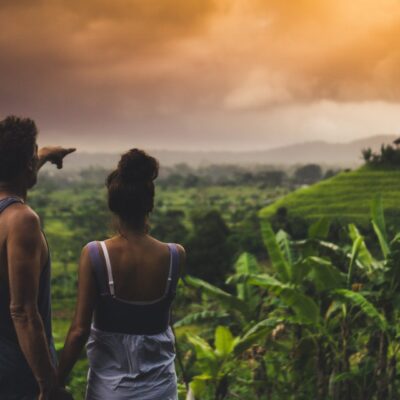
[179,195,400,399]
[30,168,400,400]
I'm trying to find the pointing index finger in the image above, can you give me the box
[64,148,76,155]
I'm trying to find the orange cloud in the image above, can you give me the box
[0,0,400,149]
[213,0,400,108]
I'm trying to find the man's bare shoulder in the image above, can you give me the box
[5,204,41,234]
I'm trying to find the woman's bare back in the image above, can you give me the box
[100,235,181,303]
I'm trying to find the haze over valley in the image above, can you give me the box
[55,134,397,170]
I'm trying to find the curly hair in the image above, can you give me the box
[106,149,159,231]
[0,116,38,182]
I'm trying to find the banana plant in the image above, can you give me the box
[186,322,279,400]
[343,194,400,398]
[182,198,394,399]
[248,218,389,399]
[238,220,347,325]
[180,252,263,330]
[180,254,284,399]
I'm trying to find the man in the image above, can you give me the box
[0,116,75,399]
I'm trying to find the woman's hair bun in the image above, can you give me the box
[117,148,159,183]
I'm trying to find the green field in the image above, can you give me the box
[259,167,400,226]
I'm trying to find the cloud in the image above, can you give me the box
[218,0,400,108]
[0,0,217,126]
[0,0,400,149]
[224,70,293,109]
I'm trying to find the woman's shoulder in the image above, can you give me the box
[83,237,116,248]
[174,243,186,259]
[81,240,101,255]
[148,237,186,270]
[166,242,186,274]
[151,236,185,255]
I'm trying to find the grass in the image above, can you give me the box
[259,167,400,226]
[157,185,287,225]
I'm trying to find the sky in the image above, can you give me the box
[1,0,400,151]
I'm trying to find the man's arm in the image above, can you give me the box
[57,246,96,387]
[37,147,76,171]
[7,208,57,398]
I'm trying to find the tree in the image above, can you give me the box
[229,211,265,258]
[186,210,233,285]
[362,148,373,163]
[294,164,322,185]
[324,169,340,180]
[151,209,189,244]
[257,170,287,187]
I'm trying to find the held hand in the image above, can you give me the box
[38,147,76,170]
[39,387,74,400]
[51,387,74,400]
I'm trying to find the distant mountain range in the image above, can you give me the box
[59,135,398,170]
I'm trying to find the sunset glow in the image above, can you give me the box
[1,0,400,150]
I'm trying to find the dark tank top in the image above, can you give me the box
[0,197,55,352]
[87,241,180,335]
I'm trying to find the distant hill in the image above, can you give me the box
[59,135,397,170]
[259,167,400,226]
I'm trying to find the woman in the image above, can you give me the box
[57,149,185,400]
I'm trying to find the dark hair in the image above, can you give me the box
[0,116,38,182]
[106,149,159,231]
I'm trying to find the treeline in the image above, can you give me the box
[39,163,342,190]
[362,142,400,167]
[159,163,340,188]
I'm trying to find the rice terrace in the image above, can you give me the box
[260,167,400,226]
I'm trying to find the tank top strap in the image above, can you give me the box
[167,243,180,297]
[100,241,115,296]
[87,241,109,296]
[0,197,23,213]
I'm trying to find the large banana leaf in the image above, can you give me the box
[186,333,217,361]
[372,221,390,259]
[233,317,279,356]
[245,274,320,324]
[185,275,250,317]
[279,288,320,325]
[347,236,363,287]
[290,259,311,285]
[215,326,235,358]
[188,380,207,399]
[260,221,291,282]
[391,233,400,246]
[235,252,259,276]
[186,333,219,381]
[234,252,260,303]
[308,217,331,239]
[348,224,375,274]
[304,256,345,291]
[175,311,230,327]
[276,230,295,265]
[371,194,390,258]
[333,289,388,331]
[300,238,383,273]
